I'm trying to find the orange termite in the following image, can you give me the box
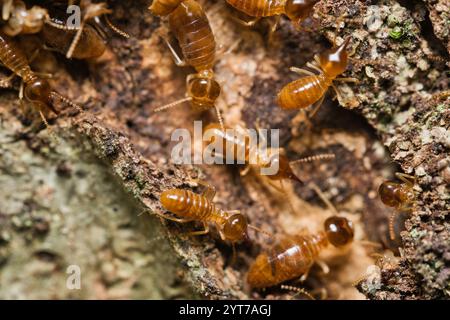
[149,0,225,130]
[203,122,335,214]
[226,0,320,30]
[247,215,354,289]
[157,180,271,257]
[378,173,416,240]
[0,31,80,124]
[277,37,358,118]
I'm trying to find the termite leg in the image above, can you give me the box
[267,15,281,44]
[189,179,216,201]
[267,180,296,216]
[299,268,310,282]
[289,67,316,76]
[154,211,193,223]
[316,260,330,275]
[253,119,267,146]
[307,94,326,120]
[19,81,24,100]
[230,15,260,27]
[216,39,241,60]
[164,38,187,67]
[395,172,416,186]
[240,165,251,176]
[331,83,343,101]
[184,223,210,236]
[309,182,339,215]
[335,77,359,83]
[306,61,323,74]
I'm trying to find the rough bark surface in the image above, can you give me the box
[0,0,448,299]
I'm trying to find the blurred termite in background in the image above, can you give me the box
[42,0,129,59]
[203,123,336,215]
[246,214,354,290]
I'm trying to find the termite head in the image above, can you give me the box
[378,182,415,209]
[318,37,351,78]
[24,78,55,113]
[149,0,183,16]
[285,0,320,26]
[266,154,302,184]
[324,216,354,247]
[187,70,221,111]
[222,213,248,243]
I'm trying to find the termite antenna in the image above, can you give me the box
[280,285,315,300]
[248,224,274,238]
[281,179,296,216]
[44,16,79,31]
[153,97,192,113]
[290,153,336,165]
[388,211,397,240]
[66,21,85,59]
[214,104,225,132]
[104,15,130,38]
[309,182,339,215]
[50,91,83,114]
[37,108,60,144]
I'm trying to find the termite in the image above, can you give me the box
[277,37,358,119]
[226,0,320,31]
[246,215,354,289]
[157,180,271,258]
[203,122,335,213]
[41,18,108,60]
[42,0,129,59]
[149,0,225,131]
[0,31,80,125]
[1,0,49,36]
[378,173,416,240]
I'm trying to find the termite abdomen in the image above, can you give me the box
[0,32,34,81]
[277,74,330,110]
[168,0,216,71]
[160,189,214,220]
